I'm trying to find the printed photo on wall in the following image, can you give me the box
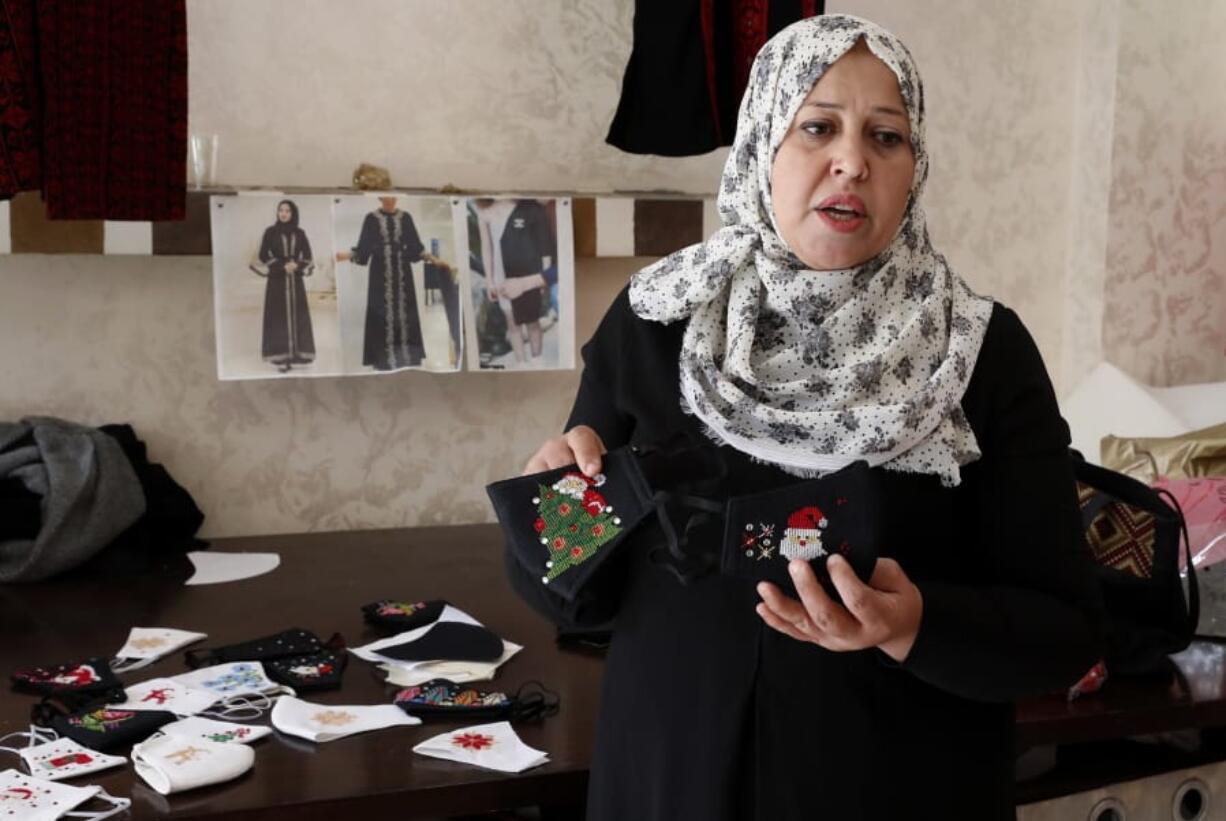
[210,194,343,380]
[333,194,462,374]
[455,197,574,371]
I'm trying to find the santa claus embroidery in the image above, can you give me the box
[779,506,829,561]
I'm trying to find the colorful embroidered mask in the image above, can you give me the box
[394,678,558,722]
[10,658,124,710]
[721,460,879,599]
[0,769,130,821]
[131,734,255,796]
[37,705,176,753]
[360,599,445,632]
[374,622,505,664]
[269,696,419,743]
[184,628,341,669]
[264,651,347,692]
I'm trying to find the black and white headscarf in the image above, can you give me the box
[629,14,993,487]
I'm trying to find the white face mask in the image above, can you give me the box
[0,769,130,821]
[16,738,126,782]
[411,721,549,773]
[269,696,418,743]
[379,641,521,688]
[112,627,207,673]
[156,716,271,745]
[131,734,255,796]
[171,662,293,719]
[105,678,219,717]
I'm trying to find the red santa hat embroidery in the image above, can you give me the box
[779,506,829,561]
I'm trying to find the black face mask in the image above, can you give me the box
[488,434,727,602]
[10,657,125,710]
[360,599,446,632]
[185,628,343,669]
[33,701,176,752]
[264,651,348,692]
[394,678,559,722]
[376,622,504,663]
[721,460,880,600]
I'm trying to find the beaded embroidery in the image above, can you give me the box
[532,472,623,584]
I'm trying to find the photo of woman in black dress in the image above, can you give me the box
[251,199,316,373]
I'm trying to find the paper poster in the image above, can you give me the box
[333,194,462,374]
[210,194,342,380]
[455,196,574,371]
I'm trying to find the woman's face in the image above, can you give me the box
[770,41,915,270]
[277,203,293,222]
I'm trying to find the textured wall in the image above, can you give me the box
[828,0,1079,386]
[1102,0,1226,387]
[186,0,726,195]
[0,254,640,538]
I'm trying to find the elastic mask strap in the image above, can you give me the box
[0,725,59,755]
[109,655,156,674]
[63,790,132,821]
[203,693,273,721]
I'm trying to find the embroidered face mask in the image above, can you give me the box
[269,695,419,743]
[0,768,130,821]
[184,628,341,669]
[721,460,879,599]
[379,641,523,688]
[131,734,255,795]
[10,658,124,710]
[38,706,176,753]
[375,622,504,663]
[489,436,728,602]
[394,679,559,722]
[411,721,549,773]
[105,678,219,717]
[264,652,347,693]
[112,627,208,673]
[361,599,446,632]
[13,738,126,782]
[156,716,271,745]
[173,662,293,700]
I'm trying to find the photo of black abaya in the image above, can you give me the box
[341,198,427,371]
[250,199,316,373]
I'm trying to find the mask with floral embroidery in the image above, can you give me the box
[155,716,271,745]
[360,599,445,632]
[33,705,175,753]
[269,695,419,743]
[411,721,548,773]
[394,679,558,722]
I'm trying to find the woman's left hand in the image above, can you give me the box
[756,555,923,663]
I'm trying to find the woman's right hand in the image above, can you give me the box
[523,425,606,476]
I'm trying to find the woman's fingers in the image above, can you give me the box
[521,426,607,476]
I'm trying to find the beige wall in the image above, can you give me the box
[2,0,1218,538]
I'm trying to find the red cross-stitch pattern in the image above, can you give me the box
[1077,482,1156,579]
[451,732,495,751]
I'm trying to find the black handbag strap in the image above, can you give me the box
[1155,486,1200,635]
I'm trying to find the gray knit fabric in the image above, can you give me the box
[0,417,145,582]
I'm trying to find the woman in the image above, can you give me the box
[509,15,1103,821]
[475,198,554,366]
[337,197,448,371]
[252,199,315,373]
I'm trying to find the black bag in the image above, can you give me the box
[1072,452,1198,675]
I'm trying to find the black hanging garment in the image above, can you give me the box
[348,209,427,370]
[606,0,824,156]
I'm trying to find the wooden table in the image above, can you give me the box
[0,525,603,820]
[3,523,1226,816]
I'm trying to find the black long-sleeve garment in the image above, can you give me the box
[506,287,1105,820]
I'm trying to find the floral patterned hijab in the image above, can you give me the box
[628,14,994,486]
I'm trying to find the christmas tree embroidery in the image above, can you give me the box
[531,472,622,585]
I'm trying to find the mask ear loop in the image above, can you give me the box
[109,655,156,674]
[0,725,59,755]
[63,789,132,821]
[202,692,273,721]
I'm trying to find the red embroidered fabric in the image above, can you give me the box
[0,0,41,198]
[37,0,186,220]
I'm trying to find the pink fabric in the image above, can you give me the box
[1156,476,1226,569]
